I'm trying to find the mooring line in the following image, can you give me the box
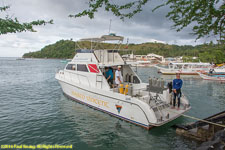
[169,109,225,128]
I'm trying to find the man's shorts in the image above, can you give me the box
[108,79,113,85]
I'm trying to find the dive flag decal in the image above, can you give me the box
[88,64,99,73]
[116,105,122,113]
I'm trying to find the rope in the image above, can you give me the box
[180,113,225,128]
[168,109,225,128]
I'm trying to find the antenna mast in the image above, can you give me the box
[108,19,112,34]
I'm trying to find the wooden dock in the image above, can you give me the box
[173,110,225,141]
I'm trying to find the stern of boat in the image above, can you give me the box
[129,82,191,127]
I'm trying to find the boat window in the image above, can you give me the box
[184,64,188,69]
[175,65,182,69]
[77,64,89,72]
[66,64,76,70]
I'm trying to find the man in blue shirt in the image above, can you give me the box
[105,67,114,88]
[172,73,183,110]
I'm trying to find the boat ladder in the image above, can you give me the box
[150,94,170,121]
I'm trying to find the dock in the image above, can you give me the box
[173,110,225,141]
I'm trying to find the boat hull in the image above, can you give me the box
[57,79,155,129]
[63,92,155,130]
[198,73,225,81]
[161,72,198,75]
[159,69,199,75]
[155,64,211,75]
[56,71,191,129]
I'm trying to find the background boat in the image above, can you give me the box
[197,72,225,81]
[156,62,212,75]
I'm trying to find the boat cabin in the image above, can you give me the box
[63,49,141,93]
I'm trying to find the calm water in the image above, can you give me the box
[0,58,225,150]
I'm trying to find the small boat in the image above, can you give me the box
[60,60,71,63]
[199,68,225,75]
[55,34,191,129]
[128,60,156,67]
[156,62,212,75]
[16,58,25,60]
[197,72,225,81]
[135,60,156,67]
[212,66,225,74]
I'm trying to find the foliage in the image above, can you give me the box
[182,56,200,62]
[70,0,225,42]
[69,0,148,20]
[160,0,225,42]
[199,50,225,64]
[0,5,53,35]
[23,40,76,59]
[23,39,225,64]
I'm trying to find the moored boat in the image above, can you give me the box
[212,65,225,74]
[131,60,156,67]
[55,35,191,129]
[156,62,212,75]
[197,72,225,81]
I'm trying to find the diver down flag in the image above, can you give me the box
[116,105,122,113]
[88,64,99,73]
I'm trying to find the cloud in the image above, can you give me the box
[0,0,207,57]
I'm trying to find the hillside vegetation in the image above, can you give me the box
[23,40,225,64]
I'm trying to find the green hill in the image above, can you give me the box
[23,40,225,64]
[23,40,75,59]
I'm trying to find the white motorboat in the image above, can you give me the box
[125,60,156,67]
[135,60,156,67]
[197,72,225,81]
[55,35,191,129]
[213,65,225,74]
[156,62,212,75]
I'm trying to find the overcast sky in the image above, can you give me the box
[0,0,212,57]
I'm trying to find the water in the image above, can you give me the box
[0,58,225,150]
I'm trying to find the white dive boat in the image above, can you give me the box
[125,60,156,67]
[55,35,191,129]
[213,65,225,74]
[156,62,212,75]
[135,60,156,67]
[197,72,225,81]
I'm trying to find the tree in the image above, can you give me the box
[212,50,225,64]
[0,6,53,35]
[70,0,225,43]
[161,0,225,43]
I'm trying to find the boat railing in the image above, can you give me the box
[111,84,145,96]
[111,83,166,99]
[57,70,65,78]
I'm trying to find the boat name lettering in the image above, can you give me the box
[71,91,109,108]
[71,91,85,100]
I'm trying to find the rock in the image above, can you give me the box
[196,130,225,150]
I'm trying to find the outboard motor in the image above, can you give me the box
[167,82,173,93]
